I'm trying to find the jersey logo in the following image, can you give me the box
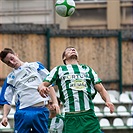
[69,79,87,91]
[25,76,38,83]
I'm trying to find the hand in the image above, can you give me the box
[1,116,8,127]
[37,83,50,98]
[52,103,61,115]
[105,102,115,114]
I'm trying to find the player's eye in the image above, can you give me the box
[10,57,14,60]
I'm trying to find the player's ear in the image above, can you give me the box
[63,56,66,61]
[15,53,19,57]
[62,57,66,65]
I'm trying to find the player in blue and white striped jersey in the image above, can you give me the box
[0,48,59,133]
[38,46,115,133]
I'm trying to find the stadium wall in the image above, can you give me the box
[0,24,132,93]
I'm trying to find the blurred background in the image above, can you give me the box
[0,0,133,133]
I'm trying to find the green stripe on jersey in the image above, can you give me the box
[72,65,85,110]
[64,65,75,112]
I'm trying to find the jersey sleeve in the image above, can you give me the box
[43,66,59,84]
[88,66,102,85]
[0,78,14,105]
[36,62,50,80]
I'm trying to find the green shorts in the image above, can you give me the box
[64,109,102,133]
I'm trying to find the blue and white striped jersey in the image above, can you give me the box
[0,62,49,109]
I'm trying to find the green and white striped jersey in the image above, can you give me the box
[44,64,102,113]
[48,115,64,133]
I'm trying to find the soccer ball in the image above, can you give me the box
[55,0,75,17]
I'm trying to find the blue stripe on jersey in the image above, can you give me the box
[0,78,10,105]
[37,61,45,71]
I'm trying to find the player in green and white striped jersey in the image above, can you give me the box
[48,97,64,133]
[38,46,115,133]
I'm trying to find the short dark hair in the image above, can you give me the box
[0,48,15,62]
[62,46,75,65]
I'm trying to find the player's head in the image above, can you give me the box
[0,48,15,62]
[0,48,22,69]
[62,46,79,65]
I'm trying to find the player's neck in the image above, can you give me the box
[20,61,25,66]
[66,59,78,65]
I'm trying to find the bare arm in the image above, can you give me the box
[38,82,60,114]
[94,83,115,113]
[49,87,60,114]
[1,104,11,126]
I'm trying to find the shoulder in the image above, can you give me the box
[51,65,62,70]
[80,64,91,69]
[28,61,41,66]
[27,61,43,65]
[52,65,67,73]
[28,62,46,69]
[36,61,44,66]
[7,71,15,80]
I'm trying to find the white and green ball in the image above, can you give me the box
[55,0,75,17]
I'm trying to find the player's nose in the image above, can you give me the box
[71,48,75,51]
[9,60,15,65]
